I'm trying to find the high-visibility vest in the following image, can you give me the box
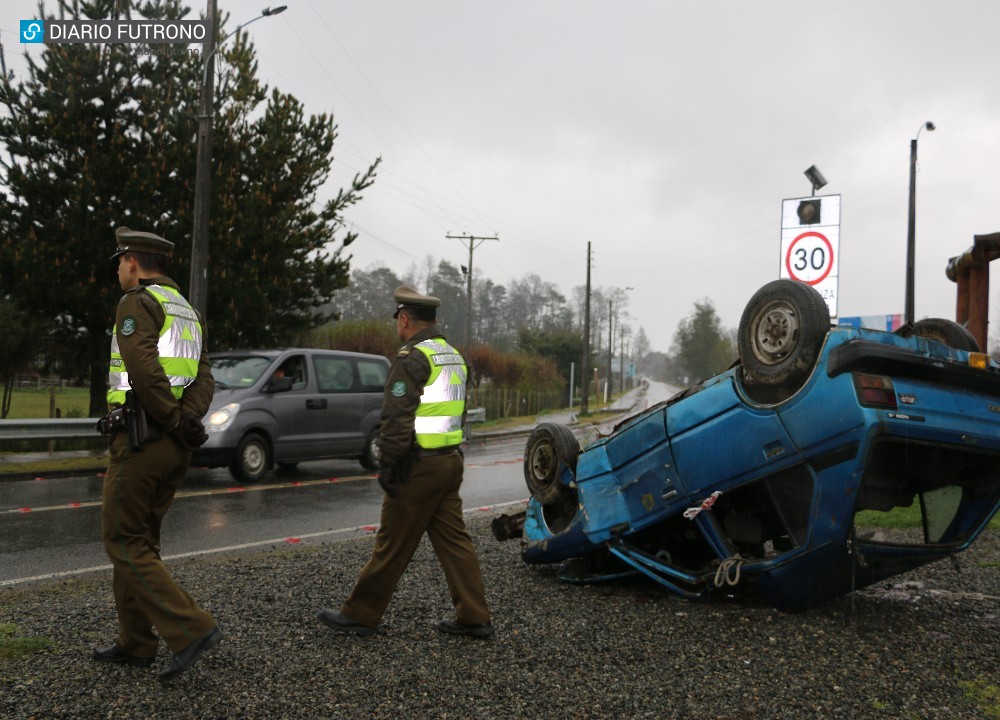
[412,338,467,449]
[107,285,202,406]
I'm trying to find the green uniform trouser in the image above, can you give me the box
[101,433,216,657]
[341,452,491,628]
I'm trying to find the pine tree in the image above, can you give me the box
[0,0,378,414]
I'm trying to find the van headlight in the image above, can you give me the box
[206,402,240,432]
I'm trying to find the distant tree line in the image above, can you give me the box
[315,261,736,410]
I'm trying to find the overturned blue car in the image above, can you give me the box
[494,279,1000,610]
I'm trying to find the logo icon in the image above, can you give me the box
[20,19,44,43]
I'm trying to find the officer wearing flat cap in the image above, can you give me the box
[94,227,222,681]
[317,285,493,638]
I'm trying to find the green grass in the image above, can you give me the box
[958,677,1000,719]
[856,504,1000,531]
[854,503,925,529]
[3,386,91,419]
[0,624,51,660]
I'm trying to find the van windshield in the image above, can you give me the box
[210,355,273,388]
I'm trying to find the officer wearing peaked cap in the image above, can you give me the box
[317,285,494,638]
[94,226,223,681]
[109,226,176,260]
[391,284,441,316]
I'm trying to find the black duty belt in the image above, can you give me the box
[416,446,461,458]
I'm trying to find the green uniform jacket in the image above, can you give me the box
[112,276,215,430]
[377,325,466,468]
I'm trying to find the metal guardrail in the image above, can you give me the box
[0,418,99,442]
[2,411,488,442]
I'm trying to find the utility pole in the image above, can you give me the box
[189,0,218,316]
[619,324,625,395]
[607,299,613,402]
[447,232,498,351]
[189,3,287,316]
[580,242,592,414]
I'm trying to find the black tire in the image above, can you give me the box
[359,428,380,471]
[738,279,829,397]
[899,318,980,352]
[231,432,270,483]
[524,423,580,505]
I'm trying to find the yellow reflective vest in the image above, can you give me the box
[412,338,467,449]
[107,285,202,406]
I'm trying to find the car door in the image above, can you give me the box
[267,353,328,461]
[312,353,387,456]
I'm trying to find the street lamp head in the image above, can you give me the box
[262,6,287,16]
[915,121,936,140]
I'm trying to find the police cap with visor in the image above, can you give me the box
[110,227,174,261]
[392,285,440,319]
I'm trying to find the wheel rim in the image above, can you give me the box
[528,441,557,488]
[751,300,800,366]
[243,442,266,476]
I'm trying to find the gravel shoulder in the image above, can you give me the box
[2,519,998,720]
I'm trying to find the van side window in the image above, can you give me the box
[316,357,356,393]
[358,360,388,393]
[275,355,308,390]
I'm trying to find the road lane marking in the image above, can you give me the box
[1,455,527,515]
[0,473,379,516]
[0,499,528,587]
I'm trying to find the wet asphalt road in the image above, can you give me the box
[0,382,676,587]
[0,434,532,586]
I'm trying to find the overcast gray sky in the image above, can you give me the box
[4,0,999,354]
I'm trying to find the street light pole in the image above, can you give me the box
[904,120,935,326]
[189,4,287,316]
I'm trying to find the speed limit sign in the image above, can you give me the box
[780,195,841,317]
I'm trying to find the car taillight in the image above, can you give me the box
[853,373,897,409]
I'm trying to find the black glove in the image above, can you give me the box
[172,413,209,451]
[377,468,398,497]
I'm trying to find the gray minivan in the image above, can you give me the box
[193,348,390,481]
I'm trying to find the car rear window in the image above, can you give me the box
[358,359,388,392]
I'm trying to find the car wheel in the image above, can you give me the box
[231,432,270,483]
[360,428,380,471]
[524,423,580,505]
[898,318,979,352]
[738,279,829,400]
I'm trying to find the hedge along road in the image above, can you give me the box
[0,436,534,586]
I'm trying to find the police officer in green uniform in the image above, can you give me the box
[317,286,493,638]
[92,227,222,681]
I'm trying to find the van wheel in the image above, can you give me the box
[360,428,380,471]
[231,432,270,483]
